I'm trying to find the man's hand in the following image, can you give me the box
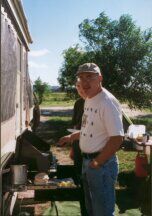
[89,136,123,168]
[58,135,72,146]
[89,159,101,169]
[58,131,80,147]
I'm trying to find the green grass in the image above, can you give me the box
[36,116,72,145]
[41,92,75,107]
[43,201,142,216]
[47,116,72,141]
[117,150,137,173]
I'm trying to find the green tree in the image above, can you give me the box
[33,77,50,104]
[59,12,152,109]
[58,44,95,91]
[58,45,84,89]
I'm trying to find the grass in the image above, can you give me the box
[47,116,72,142]
[41,92,75,107]
[117,150,137,173]
[36,116,72,147]
[43,201,142,216]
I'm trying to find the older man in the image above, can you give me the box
[59,63,124,216]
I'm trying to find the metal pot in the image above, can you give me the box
[11,165,27,185]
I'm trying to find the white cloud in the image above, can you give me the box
[29,61,48,69]
[29,49,50,57]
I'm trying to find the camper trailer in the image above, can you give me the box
[1,0,33,214]
[1,2,80,215]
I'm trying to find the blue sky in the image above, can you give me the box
[22,0,152,86]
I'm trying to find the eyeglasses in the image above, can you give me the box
[76,75,98,83]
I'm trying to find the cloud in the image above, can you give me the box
[29,61,48,69]
[29,49,50,57]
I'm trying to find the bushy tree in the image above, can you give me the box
[58,12,152,109]
[79,12,152,108]
[58,44,94,90]
[33,77,50,104]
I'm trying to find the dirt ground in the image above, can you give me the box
[40,103,151,118]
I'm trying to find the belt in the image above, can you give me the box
[82,151,100,159]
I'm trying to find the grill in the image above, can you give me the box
[2,129,85,216]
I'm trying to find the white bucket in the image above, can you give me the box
[127,124,146,139]
[127,124,146,151]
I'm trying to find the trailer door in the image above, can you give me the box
[15,40,22,136]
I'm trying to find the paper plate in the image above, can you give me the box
[67,129,79,133]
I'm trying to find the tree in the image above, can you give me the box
[58,12,152,108]
[58,44,95,91]
[33,77,50,104]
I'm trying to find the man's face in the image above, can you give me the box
[75,81,86,99]
[77,72,102,98]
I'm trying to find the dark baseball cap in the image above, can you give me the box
[77,63,101,75]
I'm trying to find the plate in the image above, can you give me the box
[67,129,79,133]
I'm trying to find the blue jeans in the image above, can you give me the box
[82,155,118,216]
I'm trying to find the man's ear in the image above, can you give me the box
[99,75,103,82]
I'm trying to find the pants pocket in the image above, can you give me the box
[104,161,118,183]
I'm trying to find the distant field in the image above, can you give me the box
[41,92,75,107]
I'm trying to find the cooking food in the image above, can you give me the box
[136,134,143,142]
[34,172,49,185]
[57,180,76,188]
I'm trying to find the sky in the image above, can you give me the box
[22,0,152,86]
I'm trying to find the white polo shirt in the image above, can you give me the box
[80,88,124,153]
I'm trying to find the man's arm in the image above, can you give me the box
[89,136,123,168]
[58,131,80,146]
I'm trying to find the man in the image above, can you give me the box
[70,81,88,216]
[71,81,86,131]
[70,81,86,169]
[59,63,124,216]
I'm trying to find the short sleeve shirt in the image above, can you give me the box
[80,88,124,153]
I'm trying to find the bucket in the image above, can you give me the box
[11,164,27,185]
[127,124,146,150]
[135,153,148,177]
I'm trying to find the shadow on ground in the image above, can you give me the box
[41,108,73,117]
[36,119,72,145]
[117,171,151,215]
[136,114,152,119]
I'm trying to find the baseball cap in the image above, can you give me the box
[77,63,101,75]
